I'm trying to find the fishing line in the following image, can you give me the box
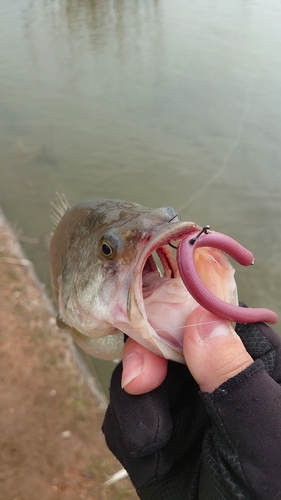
[153,319,233,333]
[176,27,266,213]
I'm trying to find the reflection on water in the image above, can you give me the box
[44,0,161,44]
[0,0,280,391]
[24,0,162,64]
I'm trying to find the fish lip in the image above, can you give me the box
[130,220,201,319]
[136,220,201,274]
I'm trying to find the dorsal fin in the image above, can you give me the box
[50,192,71,228]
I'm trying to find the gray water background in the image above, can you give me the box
[0,0,280,390]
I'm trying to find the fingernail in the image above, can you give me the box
[198,311,232,340]
[121,352,143,388]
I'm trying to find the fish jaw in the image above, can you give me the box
[114,221,201,363]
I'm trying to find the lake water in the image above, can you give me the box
[0,0,280,392]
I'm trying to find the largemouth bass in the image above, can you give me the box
[49,193,241,363]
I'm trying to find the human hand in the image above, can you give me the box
[121,305,253,395]
[103,316,281,499]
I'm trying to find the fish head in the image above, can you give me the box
[50,195,237,363]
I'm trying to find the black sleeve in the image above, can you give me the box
[199,360,281,499]
[198,322,281,500]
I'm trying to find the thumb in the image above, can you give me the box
[183,307,253,393]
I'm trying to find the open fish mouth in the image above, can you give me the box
[141,223,197,278]
[136,220,200,282]
[124,221,204,360]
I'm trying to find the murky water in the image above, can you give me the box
[1,0,280,390]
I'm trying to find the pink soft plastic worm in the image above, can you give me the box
[177,229,278,324]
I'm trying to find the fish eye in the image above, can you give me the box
[101,243,113,256]
[99,232,123,259]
